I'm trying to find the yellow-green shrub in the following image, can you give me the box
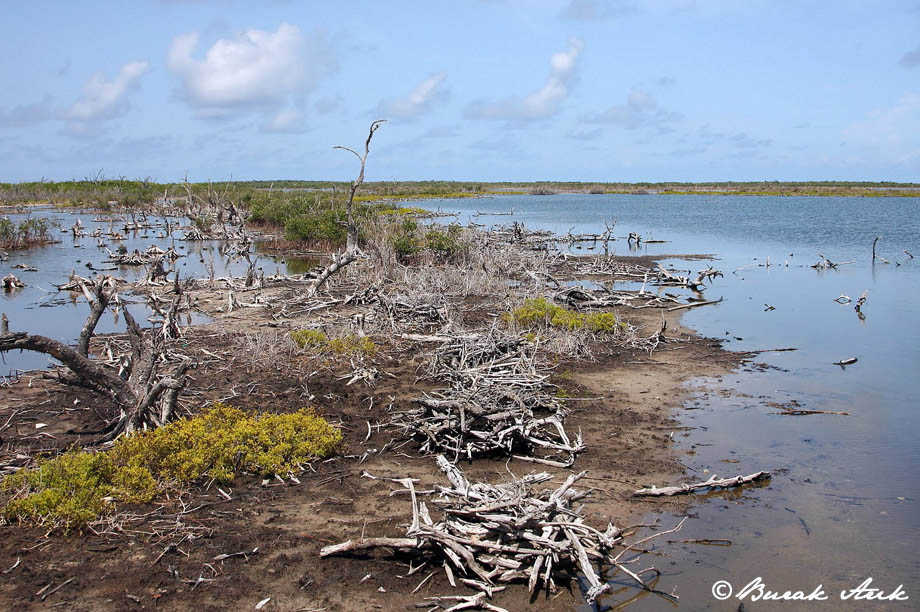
[291,329,377,356]
[2,451,114,529]
[290,328,328,349]
[1,403,342,530]
[508,298,624,334]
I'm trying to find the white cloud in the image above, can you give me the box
[466,38,584,122]
[263,107,305,133]
[376,73,449,120]
[581,88,681,129]
[65,61,150,122]
[842,93,920,163]
[167,23,334,113]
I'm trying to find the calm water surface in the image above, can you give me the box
[0,208,302,373]
[431,194,919,610]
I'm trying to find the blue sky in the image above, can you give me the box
[1,0,918,183]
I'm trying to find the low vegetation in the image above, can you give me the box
[0,216,54,249]
[1,403,342,530]
[3,179,917,213]
[290,329,377,357]
[508,297,624,333]
[389,219,467,262]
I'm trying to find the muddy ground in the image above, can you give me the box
[0,264,749,611]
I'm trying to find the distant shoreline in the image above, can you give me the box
[2,180,919,210]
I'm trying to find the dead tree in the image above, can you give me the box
[872,236,889,264]
[307,119,386,297]
[0,275,191,440]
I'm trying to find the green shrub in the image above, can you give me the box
[425,224,465,260]
[377,206,429,216]
[1,403,342,530]
[289,329,328,349]
[0,216,53,249]
[109,403,343,483]
[284,208,347,243]
[390,218,422,261]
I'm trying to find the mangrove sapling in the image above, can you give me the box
[0,275,192,440]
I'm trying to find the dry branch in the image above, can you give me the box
[0,275,192,440]
[323,457,683,604]
[634,471,770,497]
[306,120,385,297]
[391,331,583,465]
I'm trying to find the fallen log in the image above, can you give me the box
[667,297,724,312]
[634,471,771,497]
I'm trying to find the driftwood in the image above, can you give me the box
[654,264,722,292]
[634,471,771,497]
[323,457,686,604]
[392,331,583,465]
[2,274,24,289]
[667,297,724,312]
[872,236,889,264]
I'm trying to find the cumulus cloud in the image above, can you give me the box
[674,125,771,155]
[466,38,583,122]
[900,45,920,68]
[65,61,150,122]
[581,88,681,129]
[560,0,636,21]
[375,73,449,120]
[167,22,334,117]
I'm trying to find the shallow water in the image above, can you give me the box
[0,208,293,373]
[429,194,920,609]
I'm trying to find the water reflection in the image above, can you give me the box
[0,207,260,371]
[422,194,920,609]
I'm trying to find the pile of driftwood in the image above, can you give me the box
[105,245,183,266]
[392,331,583,466]
[653,264,722,292]
[555,284,681,310]
[322,456,685,606]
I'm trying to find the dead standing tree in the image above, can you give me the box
[0,275,191,441]
[306,119,386,297]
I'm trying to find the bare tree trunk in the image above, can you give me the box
[307,120,386,297]
[0,275,191,441]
